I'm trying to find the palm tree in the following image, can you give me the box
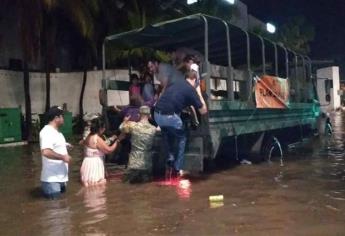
[17,0,43,141]
[62,0,105,130]
[41,0,60,112]
[106,0,176,64]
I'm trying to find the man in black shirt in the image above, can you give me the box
[154,77,207,176]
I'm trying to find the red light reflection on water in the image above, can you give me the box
[156,178,192,200]
[177,179,191,199]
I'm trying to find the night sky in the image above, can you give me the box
[242,0,345,72]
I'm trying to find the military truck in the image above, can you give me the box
[100,14,326,172]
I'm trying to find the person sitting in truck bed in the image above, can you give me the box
[141,72,156,106]
[114,94,143,122]
[129,73,141,98]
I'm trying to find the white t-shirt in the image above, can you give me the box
[39,125,69,182]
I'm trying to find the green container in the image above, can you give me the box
[59,112,72,138]
[0,108,22,144]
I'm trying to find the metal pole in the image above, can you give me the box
[300,55,306,81]
[102,41,106,81]
[200,15,210,97]
[304,56,312,79]
[128,50,132,77]
[222,20,234,100]
[243,30,252,101]
[280,45,289,78]
[294,53,298,78]
[294,52,299,101]
[257,35,266,75]
[273,43,278,76]
[300,55,307,102]
[245,31,251,72]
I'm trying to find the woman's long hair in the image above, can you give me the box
[90,117,105,135]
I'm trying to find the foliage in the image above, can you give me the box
[107,0,238,64]
[277,16,315,54]
[251,16,315,55]
[17,0,42,63]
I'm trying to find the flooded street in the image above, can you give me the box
[1,112,345,236]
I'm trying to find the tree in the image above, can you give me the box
[17,0,43,141]
[41,0,59,112]
[277,16,315,54]
[62,0,105,130]
[104,0,181,65]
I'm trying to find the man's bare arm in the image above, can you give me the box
[41,149,71,163]
[196,86,207,115]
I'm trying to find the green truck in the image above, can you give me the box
[101,14,327,172]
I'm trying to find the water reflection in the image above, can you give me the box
[39,200,72,236]
[80,185,108,226]
[176,179,192,200]
[156,178,192,200]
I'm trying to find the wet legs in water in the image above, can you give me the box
[162,127,186,180]
[162,127,175,181]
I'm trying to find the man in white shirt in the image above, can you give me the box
[40,106,71,199]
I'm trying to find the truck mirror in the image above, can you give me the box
[325,94,331,102]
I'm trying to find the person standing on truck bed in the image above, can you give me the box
[154,71,208,177]
[147,59,185,96]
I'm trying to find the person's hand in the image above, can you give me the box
[109,135,117,142]
[118,133,127,142]
[66,143,74,150]
[114,106,121,112]
[62,155,72,164]
[124,115,131,122]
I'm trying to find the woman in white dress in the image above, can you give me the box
[80,118,119,187]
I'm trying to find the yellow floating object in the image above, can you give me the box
[209,201,224,208]
[209,195,224,202]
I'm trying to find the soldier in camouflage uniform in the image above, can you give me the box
[120,106,159,183]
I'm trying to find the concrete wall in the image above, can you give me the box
[316,66,341,112]
[0,69,130,117]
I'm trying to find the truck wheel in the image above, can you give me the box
[325,122,333,136]
[261,136,284,166]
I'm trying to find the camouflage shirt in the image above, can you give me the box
[120,120,157,170]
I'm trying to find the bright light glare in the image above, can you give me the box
[266,23,276,33]
[187,0,198,4]
[225,0,236,4]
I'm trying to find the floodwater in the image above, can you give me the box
[1,113,345,236]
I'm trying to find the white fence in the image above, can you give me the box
[0,69,131,116]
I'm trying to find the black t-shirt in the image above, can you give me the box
[155,79,203,114]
